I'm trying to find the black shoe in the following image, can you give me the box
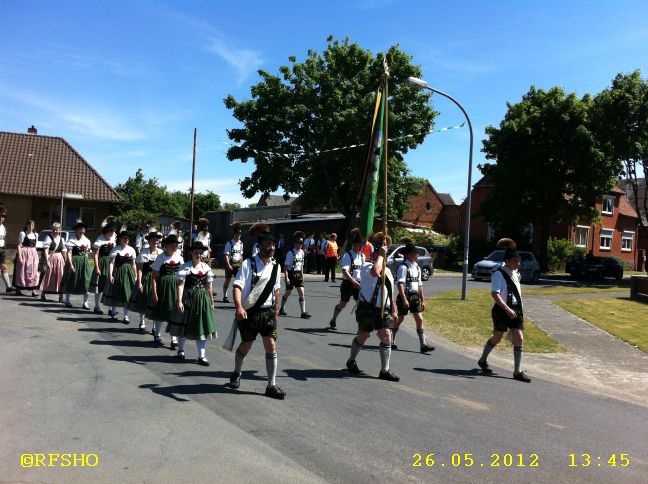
[82,303,90,310]
[228,372,241,389]
[279,308,287,316]
[6,287,15,293]
[478,359,493,374]
[513,371,531,383]
[265,385,286,400]
[346,359,361,374]
[222,297,230,303]
[420,344,436,353]
[64,302,72,308]
[300,312,311,319]
[197,357,210,366]
[170,342,179,350]
[40,294,47,301]
[154,336,163,346]
[378,370,400,382]
[93,308,104,315]
[31,291,38,298]
[391,343,398,350]
[324,279,328,282]
[177,351,185,360]
[329,320,337,330]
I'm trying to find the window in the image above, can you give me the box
[599,229,613,250]
[425,202,432,212]
[81,207,96,229]
[574,226,589,248]
[486,224,496,242]
[622,231,633,252]
[602,196,614,215]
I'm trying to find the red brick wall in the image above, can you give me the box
[460,184,492,241]
[402,183,443,229]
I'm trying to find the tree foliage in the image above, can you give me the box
[114,169,185,218]
[223,36,437,228]
[480,86,622,268]
[591,70,648,228]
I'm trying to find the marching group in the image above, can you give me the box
[0,205,531,402]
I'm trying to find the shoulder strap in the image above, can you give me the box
[496,267,522,306]
[250,261,279,312]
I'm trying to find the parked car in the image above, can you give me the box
[472,250,541,283]
[566,255,624,280]
[386,245,433,281]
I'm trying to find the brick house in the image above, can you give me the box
[0,127,121,247]
[398,180,460,235]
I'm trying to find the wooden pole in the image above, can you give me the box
[189,128,197,243]
[381,56,389,316]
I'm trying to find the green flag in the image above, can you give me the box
[359,88,385,237]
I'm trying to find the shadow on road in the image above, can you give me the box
[283,367,363,381]
[413,367,509,380]
[78,326,150,334]
[285,327,356,337]
[328,342,378,352]
[108,353,183,365]
[139,382,260,401]
[91,339,159,348]
[164,369,264,381]
[57,316,117,323]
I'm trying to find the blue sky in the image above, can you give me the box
[2,0,648,207]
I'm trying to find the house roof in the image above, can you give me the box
[257,194,297,206]
[0,131,121,202]
[437,192,457,206]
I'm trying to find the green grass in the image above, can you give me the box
[553,297,648,352]
[524,286,628,296]
[423,289,565,353]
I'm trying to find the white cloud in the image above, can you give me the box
[207,38,264,84]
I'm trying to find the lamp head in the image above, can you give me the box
[407,76,429,89]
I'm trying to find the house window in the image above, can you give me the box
[599,229,613,250]
[81,207,96,229]
[622,231,633,252]
[574,226,589,248]
[425,202,432,212]
[486,224,496,242]
[602,196,614,215]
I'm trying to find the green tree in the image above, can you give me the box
[591,70,648,228]
[191,191,222,218]
[224,36,437,235]
[223,202,241,211]
[480,86,622,269]
[114,169,185,218]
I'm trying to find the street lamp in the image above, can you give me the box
[407,76,474,301]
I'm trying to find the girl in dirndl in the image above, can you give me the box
[102,231,136,323]
[129,229,162,332]
[149,233,183,347]
[63,221,93,308]
[14,219,40,296]
[170,241,217,365]
[39,222,67,302]
[90,223,116,315]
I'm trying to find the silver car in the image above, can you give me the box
[386,245,433,281]
[472,250,541,283]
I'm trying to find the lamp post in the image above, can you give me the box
[407,76,473,300]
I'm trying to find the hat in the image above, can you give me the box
[101,223,116,234]
[399,236,413,245]
[231,221,242,234]
[199,217,209,230]
[100,215,116,228]
[73,220,87,230]
[118,230,130,240]
[369,231,392,248]
[496,238,517,250]
[350,228,363,244]
[504,247,521,260]
[403,243,418,255]
[250,222,274,243]
[293,230,305,244]
[145,229,163,240]
[163,233,179,245]
[172,221,183,230]
[188,241,208,252]
[0,204,6,217]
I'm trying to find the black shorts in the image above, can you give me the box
[237,308,278,342]
[491,304,524,332]
[340,279,360,302]
[397,292,424,315]
[355,301,394,333]
[225,262,241,279]
[286,271,303,290]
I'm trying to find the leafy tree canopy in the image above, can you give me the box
[224,36,437,226]
[114,169,185,218]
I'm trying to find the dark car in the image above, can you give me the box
[566,255,623,280]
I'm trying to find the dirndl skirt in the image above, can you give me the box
[89,256,111,294]
[147,273,178,322]
[169,286,217,340]
[102,263,135,308]
[128,271,152,313]
[40,252,66,294]
[62,255,92,294]
[14,247,40,290]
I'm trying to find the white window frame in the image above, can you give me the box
[574,225,589,248]
[599,229,613,251]
[621,231,633,252]
[602,196,614,215]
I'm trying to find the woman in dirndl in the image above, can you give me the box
[129,229,162,332]
[39,222,67,302]
[170,241,216,365]
[149,233,183,347]
[90,223,116,315]
[102,231,136,323]
[63,221,93,308]
[14,219,40,296]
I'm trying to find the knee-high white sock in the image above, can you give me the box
[123,307,129,317]
[197,340,206,359]
[266,352,278,387]
[171,334,178,344]
[299,298,306,313]
[83,292,89,304]
[139,313,145,324]
[379,342,391,372]
[1,271,11,289]
[94,292,101,309]
[154,321,162,337]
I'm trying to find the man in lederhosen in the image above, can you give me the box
[477,239,531,383]
[345,232,399,382]
[329,229,364,330]
[279,230,311,319]
[222,222,244,303]
[392,243,435,353]
[227,223,285,399]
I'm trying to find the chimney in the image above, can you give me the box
[27,125,37,135]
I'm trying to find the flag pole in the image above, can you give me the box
[381,55,389,316]
[189,128,197,243]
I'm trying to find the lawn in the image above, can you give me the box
[553,297,648,352]
[524,286,628,296]
[423,289,565,353]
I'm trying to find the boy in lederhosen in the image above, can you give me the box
[345,232,399,382]
[392,243,435,353]
[477,239,531,383]
[279,230,311,319]
[329,228,364,330]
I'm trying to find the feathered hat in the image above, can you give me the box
[72,219,87,230]
[101,215,116,228]
[250,222,274,243]
[293,230,305,243]
[231,221,242,234]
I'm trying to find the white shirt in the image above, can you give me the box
[491,266,521,306]
[18,231,38,245]
[108,244,136,260]
[251,243,259,258]
[93,234,116,251]
[284,248,304,272]
[152,252,184,272]
[0,224,6,248]
[136,247,159,265]
[359,262,395,309]
[66,235,92,252]
[341,250,364,282]
[397,260,421,293]
[233,256,281,309]
[195,232,211,258]
[224,239,244,264]
[303,237,314,251]
[177,261,214,283]
[43,235,67,253]
[135,232,150,251]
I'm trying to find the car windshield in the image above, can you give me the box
[486,251,505,262]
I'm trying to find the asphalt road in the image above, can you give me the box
[1,274,646,483]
